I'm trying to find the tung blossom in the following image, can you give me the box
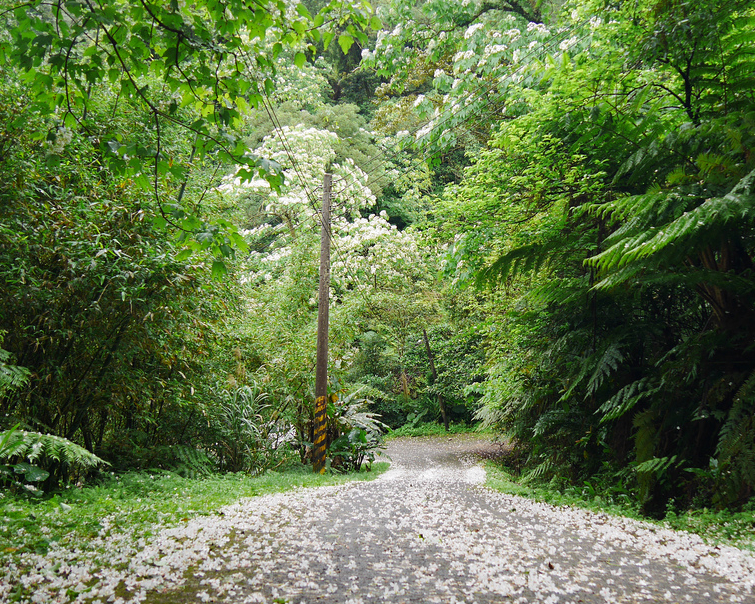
[464,23,484,39]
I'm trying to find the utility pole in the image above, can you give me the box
[313,173,332,473]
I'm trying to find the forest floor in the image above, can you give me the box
[6,434,755,603]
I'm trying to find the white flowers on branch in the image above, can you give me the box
[219,124,424,292]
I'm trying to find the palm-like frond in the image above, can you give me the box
[590,167,755,284]
[0,429,108,470]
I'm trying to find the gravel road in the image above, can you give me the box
[116,434,755,604]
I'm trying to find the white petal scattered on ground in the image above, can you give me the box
[2,435,755,603]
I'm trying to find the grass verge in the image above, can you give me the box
[484,462,755,550]
[0,462,389,562]
[386,421,488,439]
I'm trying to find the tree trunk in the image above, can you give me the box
[422,328,449,431]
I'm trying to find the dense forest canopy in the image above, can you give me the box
[1,0,755,514]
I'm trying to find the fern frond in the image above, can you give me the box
[586,342,625,397]
[634,455,678,475]
[521,457,556,484]
[590,167,755,281]
[0,346,30,396]
[0,430,108,470]
[525,275,591,307]
[598,378,659,423]
[170,445,215,478]
[589,263,647,290]
[558,339,628,405]
[476,241,560,286]
[0,424,24,459]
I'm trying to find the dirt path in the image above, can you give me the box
[116,434,755,604]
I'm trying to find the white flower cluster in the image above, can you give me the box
[219,123,423,293]
[464,22,485,39]
[47,127,73,155]
[272,59,332,109]
[559,36,579,52]
[219,125,338,208]
[526,22,551,36]
[452,49,476,63]
[331,211,423,291]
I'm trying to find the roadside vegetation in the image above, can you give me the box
[1,463,388,602]
[485,459,755,550]
[387,421,484,439]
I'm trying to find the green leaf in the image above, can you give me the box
[369,16,382,30]
[14,462,49,482]
[45,154,61,169]
[211,260,228,280]
[230,232,249,253]
[338,33,353,54]
[175,248,193,262]
[294,51,306,68]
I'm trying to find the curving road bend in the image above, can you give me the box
[108,434,755,604]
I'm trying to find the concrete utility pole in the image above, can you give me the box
[313,173,332,473]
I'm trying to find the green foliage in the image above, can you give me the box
[209,383,294,473]
[0,338,30,398]
[328,389,387,471]
[163,445,217,479]
[402,0,755,514]
[711,372,755,507]
[0,425,49,493]
[387,421,482,439]
[0,0,378,263]
[0,428,107,471]
[0,68,254,475]
[0,424,109,493]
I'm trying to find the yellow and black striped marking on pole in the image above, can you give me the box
[313,395,328,474]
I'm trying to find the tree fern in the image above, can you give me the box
[555,339,627,405]
[585,342,625,398]
[476,241,561,287]
[634,455,678,476]
[713,370,755,505]
[0,429,108,470]
[589,167,755,283]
